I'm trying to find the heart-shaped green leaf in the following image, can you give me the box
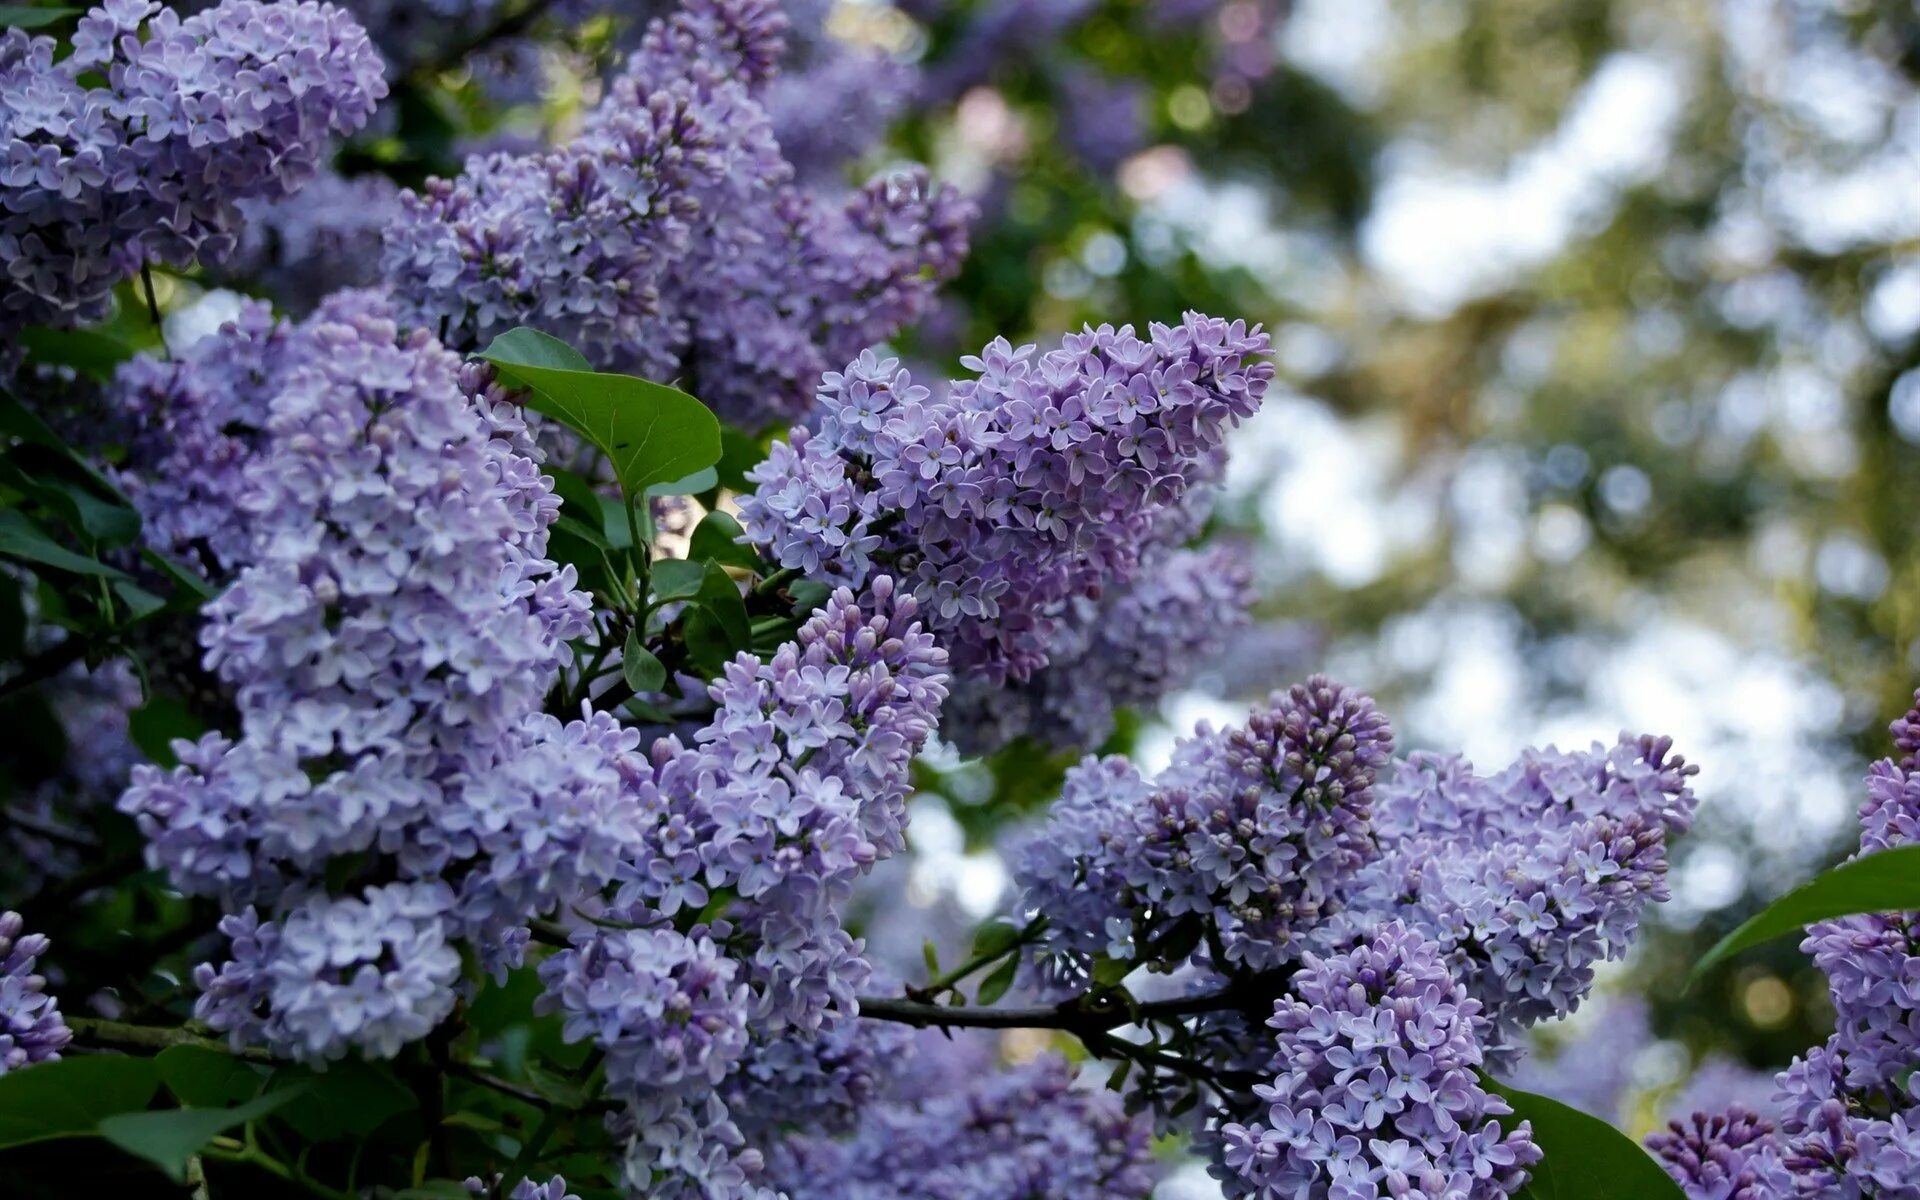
[479,329,720,500]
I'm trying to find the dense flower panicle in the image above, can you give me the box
[1766,749,1920,1195]
[768,1054,1158,1200]
[945,542,1254,752]
[0,0,385,337]
[723,1014,915,1137]
[384,0,969,429]
[613,578,948,1038]
[0,912,70,1076]
[763,41,916,182]
[740,315,1272,683]
[1014,677,1392,984]
[118,291,591,905]
[538,927,751,1098]
[1335,736,1699,1064]
[112,298,295,574]
[1647,1107,1792,1200]
[193,883,461,1062]
[1212,923,1538,1200]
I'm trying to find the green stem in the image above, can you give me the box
[66,1017,273,1062]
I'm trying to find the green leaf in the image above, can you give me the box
[267,1059,416,1141]
[0,392,126,500]
[647,466,717,497]
[969,920,1024,962]
[713,423,766,492]
[155,1044,268,1109]
[0,6,77,30]
[0,509,130,579]
[1091,956,1133,988]
[1691,844,1920,985]
[975,956,1019,1006]
[19,325,135,379]
[922,940,940,979]
[100,1087,303,1182]
[478,326,590,372]
[689,510,760,570]
[0,1056,159,1150]
[129,697,208,769]
[691,561,749,646]
[1482,1076,1686,1200]
[650,558,706,602]
[623,630,665,694]
[479,329,721,499]
[788,579,831,615]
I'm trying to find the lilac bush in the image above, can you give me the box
[5,0,1906,1196]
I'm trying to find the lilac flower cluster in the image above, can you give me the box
[0,911,69,1076]
[1013,677,1393,984]
[1212,923,1539,1199]
[1648,1107,1794,1200]
[1765,751,1920,1193]
[383,0,970,429]
[1334,738,1699,1064]
[0,0,385,338]
[117,292,617,1060]
[740,315,1272,687]
[945,542,1253,751]
[111,298,294,574]
[612,578,947,1030]
[194,882,462,1061]
[768,1052,1157,1200]
[538,928,750,1098]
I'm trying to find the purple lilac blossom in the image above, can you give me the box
[111,298,295,575]
[538,927,751,1099]
[613,577,948,1035]
[739,316,1272,686]
[383,0,970,430]
[1647,1107,1793,1200]
[0,0,385,338]
[193,883,461,1062]
[767,1053,1157,1200]
[1210,922,1539,1200]
[1332,738,1699,1066]
[1012,677,1393,984]
[117,293,623,1058]
[944,542,1254,752]
[0,911,70,1075]
[465,1176,581,1200]
[1766,750,1920,1194]
[119,291,593,909]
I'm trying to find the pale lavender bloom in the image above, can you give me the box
[0,912,70,1075]
[1,0,385,337]
[193,883,461,1063]
[384,0,969,429]
[1012,677,1392,984]
[1334,737,1698,1065]
[741,316,1272,683]
[767,1053,1156,1199]
[1209,923,1537,1200]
